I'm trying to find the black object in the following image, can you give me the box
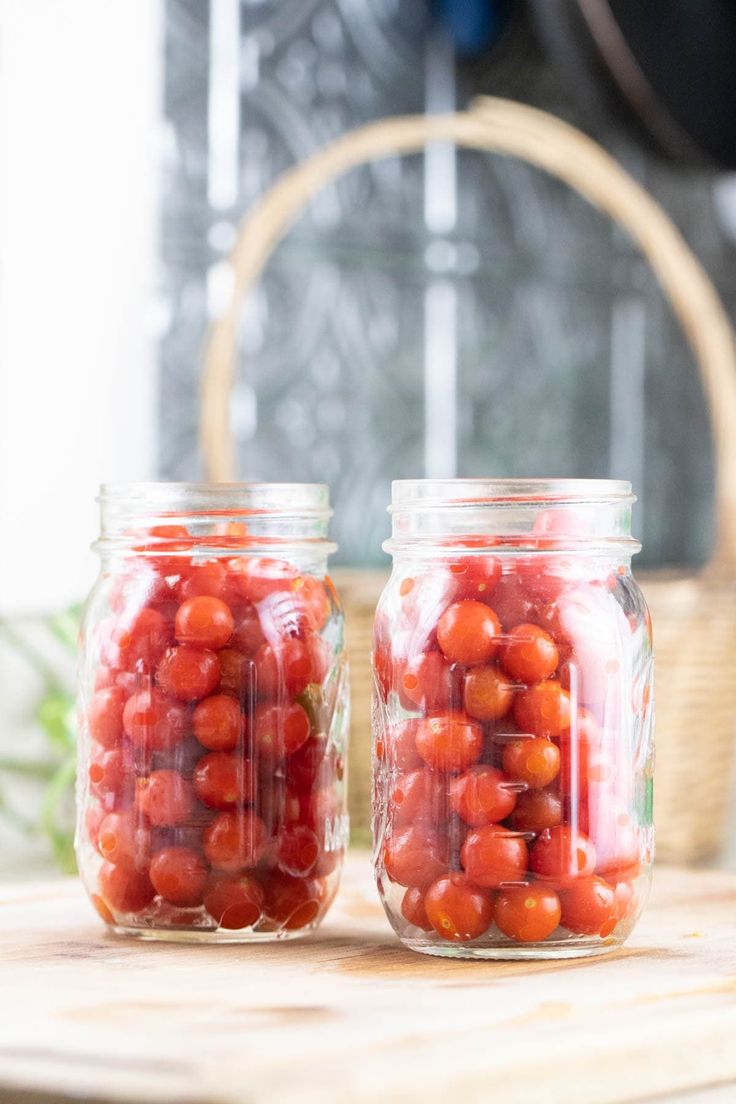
[529,0,736,168]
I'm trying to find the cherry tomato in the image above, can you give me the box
[424,873,494,941]
[529,826,596,886]
[122,689,189,753]
[111,607,172,670]
[193,751,255,809]
[460,826,529,888]
[399,651,461,712]
[592,813,642,882]
[390,768,447,828]
[449,765,517,826]
[98,861,155,914]
[255,639,314,699]
[254,702,311,760]
[150,846,208,907]
[513,681,571,738]
[97,809,150,869]
[203,810,268,871]
[157,645,220,702]
[89,745,132,802]
[231,605,266,656]
[613,880,636,921]
[204,873,265,929]
[264,873,322,930]
[276,824,320,877]
[192,693,243,752]
[232,557,299,604]
[508,787,562,834]
[137,770,194,827]
[501,737,560,789]
[490,575,538,630]
[175,561,234,604]
[447,557,501,602]
[384,826,447,888]
[217,648,255,698]
[437,601,501,667]
[175,596,234,651]
[463,665,515,722]
[401,886,433,931]
[378,720,423,772]
[108,566,173,616]
[293,575,331,632]
[559,876,618,937]
[414,712,484,773]
[500,623,558,684]
[495,885,562,942]
[286,735,328,792]
[88,687,126,749]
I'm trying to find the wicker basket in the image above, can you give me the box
[201,97,736,863]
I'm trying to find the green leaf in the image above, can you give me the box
[37,691,76,752]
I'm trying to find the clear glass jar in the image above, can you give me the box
[372,479,654,959]
[77,483,348,942]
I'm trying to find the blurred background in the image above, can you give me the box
[1,0,735,876]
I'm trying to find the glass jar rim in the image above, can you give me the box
[390,478,634,509]
[100,481,332,517]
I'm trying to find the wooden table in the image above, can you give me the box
[1,856,735,1104]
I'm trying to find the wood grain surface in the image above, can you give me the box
[1,856,735,1104]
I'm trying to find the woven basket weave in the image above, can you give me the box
[201,97,736,863]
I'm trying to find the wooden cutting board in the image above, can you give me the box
[1,857,735,1104]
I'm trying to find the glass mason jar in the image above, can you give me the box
[372,479,654,959]
[77,483,348,941]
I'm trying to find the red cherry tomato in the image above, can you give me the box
[156,645,220,702]
[88,745,132,802]
[500,623,558,684]
[592,812,642,883]
[513,681,571,738]
[137,770,194,828]
[292,575,331,632]
[490,575,539,630]
[254,702,311,760]
[286,735,328,792]
[414,712,484,773]
[193,751,255,809]
[399,651,462,712]
[501,737,560,790]
[97,809,150,869]
[559,876,618,937]
[255,638,315,699]
[175,596,234,650]
[613,880,637,921]
[463,665,515,722]
[495,885,562,942]
[98,861,155,914]
[449,765,517,826]
[192,693,244,752]
[460,826,529,888]
[204,873,265,929]
[401,886,433,931]
[264,873,322,930]
[447,557,501,602]
[424,873,494,942]
[378,720,423,772]
[122,689,189,753]
[88,687,126,749]
[508,787,563,834]
[436,601,501,667]
[203,810,268,871]
[150,846,208,907]
[232,557,299,604]
[390,768,448,828]
[529,825,596,886]
[175,560,230,603]
[110,607,173,670]
[217,648,255,698]
[231,605,266,656]
[276,824,320,877]
[383,826,447,888]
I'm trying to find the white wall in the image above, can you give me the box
[0,0,163,616]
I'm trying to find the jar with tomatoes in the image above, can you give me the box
[373,479,653,958]
[77,483,348,941]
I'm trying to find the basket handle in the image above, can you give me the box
[201,96,736,575]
